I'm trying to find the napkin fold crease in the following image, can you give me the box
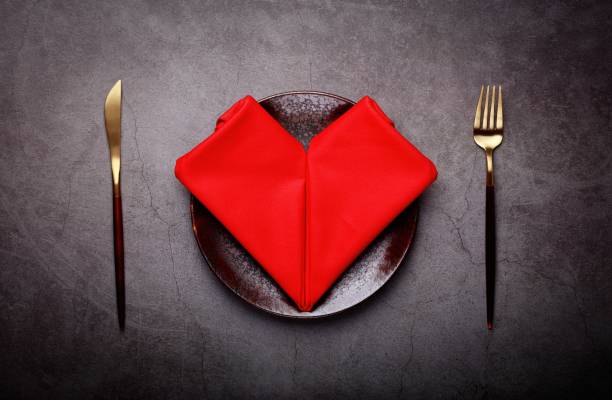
[175,95,437,311]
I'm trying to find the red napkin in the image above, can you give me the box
[175,96,437,311]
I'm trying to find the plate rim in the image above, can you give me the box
[258,90,355,104]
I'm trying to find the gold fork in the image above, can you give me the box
[473,85,503,330]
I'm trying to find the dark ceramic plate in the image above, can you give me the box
[190,91,419,318]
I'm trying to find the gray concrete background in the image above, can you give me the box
[1,0,611,399]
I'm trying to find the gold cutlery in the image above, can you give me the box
[104,80,125,330]
[473,85,503,330]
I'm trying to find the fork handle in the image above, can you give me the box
[486,184,495,330]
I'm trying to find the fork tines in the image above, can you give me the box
[474,85,503,131]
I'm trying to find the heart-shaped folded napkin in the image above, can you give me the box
[175,95,437,311]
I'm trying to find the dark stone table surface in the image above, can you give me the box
[1,1,611,399]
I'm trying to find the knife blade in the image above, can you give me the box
[104,80,125,330]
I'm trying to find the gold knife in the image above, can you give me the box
[104,80,125,330]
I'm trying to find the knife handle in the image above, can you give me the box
[113,191,125,330]
[485,185,495,330]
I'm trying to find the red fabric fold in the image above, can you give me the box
[175,95,437,311]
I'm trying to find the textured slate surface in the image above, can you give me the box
[1,0,611,399]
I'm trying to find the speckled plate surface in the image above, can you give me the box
[190,91,419,318]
